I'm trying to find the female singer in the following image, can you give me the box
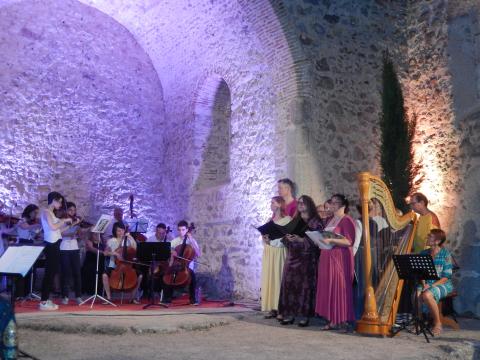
[417,229,453,336]
[39,192,76,311]
[261,196,291,318]
[60,202,83,305]
[277,195,319,327]
[315,194,356,330]
[277,178,297,217]
[102,222,143,304]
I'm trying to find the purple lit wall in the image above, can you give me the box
[0,0,167,229]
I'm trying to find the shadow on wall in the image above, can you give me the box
[198,250,234,300]
[455,220,480,317]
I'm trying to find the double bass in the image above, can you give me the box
[163,223,196,287]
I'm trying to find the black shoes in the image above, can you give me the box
[298,319,310,327]
[281,318,295,325]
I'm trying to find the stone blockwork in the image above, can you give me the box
[1,0,479,314]
[0,0,166,224]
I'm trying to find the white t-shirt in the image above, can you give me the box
[170,236,198,270]
[41,209,62,244]
[60,225,79,251]
[106,235,136,268]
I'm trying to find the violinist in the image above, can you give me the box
[60,202,84,305]
[162,220,201,306]
[16,204,42,244]
[101,222,143,304]
[39,192,77,311]
[14,204,42,298]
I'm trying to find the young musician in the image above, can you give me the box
[147,223,171,242]
[16,204,42,244]
[162,220,201,305]
[102,222,143,304]
[39,192,77,311]
[60,202,83,305]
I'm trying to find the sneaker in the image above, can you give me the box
[75,297,83,305]
[131,299,141,305]
[39,300,59,311]
[61,297,69,305]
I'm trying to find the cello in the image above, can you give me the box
[163,223,196,287]
[109,234,138,292]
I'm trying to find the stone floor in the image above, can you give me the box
[16,308,480,360]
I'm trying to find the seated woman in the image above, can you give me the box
[102,222,143,304]
[417,228,454,336]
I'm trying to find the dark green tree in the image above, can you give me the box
[380,55,422,213]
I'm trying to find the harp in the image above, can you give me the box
[355,172,418,336]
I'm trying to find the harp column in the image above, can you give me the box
[357,172,380,328]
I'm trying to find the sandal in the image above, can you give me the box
[321,323,334,331]
[432,325,442,336]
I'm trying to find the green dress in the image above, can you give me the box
[419,247,453,303]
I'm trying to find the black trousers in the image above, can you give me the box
[41,241,61,301]
[60,250,82,298]
[163,268,197,303]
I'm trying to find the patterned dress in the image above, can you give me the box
[419,247,453,303]
[277,217,319,318]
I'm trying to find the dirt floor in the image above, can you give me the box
[16,308,480,360]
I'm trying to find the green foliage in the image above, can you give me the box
[380,55,422,213]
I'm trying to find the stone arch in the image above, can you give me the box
[192,75,232,190]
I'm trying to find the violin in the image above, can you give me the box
[0,213,20,227]
[163,223,196,287]
[109,235,138,291]
[72,216,93,229]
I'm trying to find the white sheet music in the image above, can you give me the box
[0,246,44,277]
[305,231,334,250]
[92,214,114,233]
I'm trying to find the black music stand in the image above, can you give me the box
[392,254,439,343]
[137,242,170,309]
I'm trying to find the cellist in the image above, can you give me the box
[162,220,201,305]
[101,222,143,304]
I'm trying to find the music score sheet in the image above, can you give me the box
[0,246,44,277]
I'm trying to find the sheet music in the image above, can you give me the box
[0,246,44,277]
[92,214,114,234]
[305,231,335,250]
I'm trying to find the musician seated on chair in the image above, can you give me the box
[162,220,201,306]
[417,229,454,337]
[102,222,143,304]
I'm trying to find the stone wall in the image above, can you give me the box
[0,0,166,224]
[1,0,479,313]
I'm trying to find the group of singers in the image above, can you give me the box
[0,192,201,311]
[260,179,454,335]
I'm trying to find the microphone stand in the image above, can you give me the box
[80,234,116,308]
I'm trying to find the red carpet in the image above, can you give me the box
[14,295,237,314]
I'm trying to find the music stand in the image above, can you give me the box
[392,254,439,343]
[0,246,44,308]
[80,215,116,308]
[137,242,170,309]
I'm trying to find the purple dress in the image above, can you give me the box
[278,217,320,318]
[315,215,355,325]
